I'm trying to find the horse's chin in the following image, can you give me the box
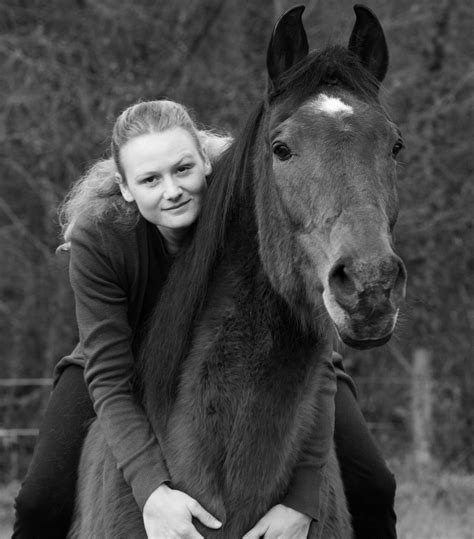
[324,298,398,350]
[338,332,392,350]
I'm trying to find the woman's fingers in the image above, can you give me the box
[142,485,220,538]
[186,497,222,530]
[242,504,311,539]
[242,517,269,539]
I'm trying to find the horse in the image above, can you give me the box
[69,5,407,538]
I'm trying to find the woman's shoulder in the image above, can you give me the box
[71,211,145,247]
[68,213,150,285]
[69,213,149,273]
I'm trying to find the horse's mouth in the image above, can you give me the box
[339,332,392,350]
[323,291,399,350]
[334,315,396,349]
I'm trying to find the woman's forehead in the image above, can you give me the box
[121,128,200,175]
[123,127,198,155]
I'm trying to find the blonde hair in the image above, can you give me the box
[59,99,232,243]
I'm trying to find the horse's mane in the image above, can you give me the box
[136,44,382,424]
[136,103,264,420]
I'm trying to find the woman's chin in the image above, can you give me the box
[157,212,198,233]
[170,216,196,230]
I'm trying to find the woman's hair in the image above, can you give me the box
[59,99,232,242]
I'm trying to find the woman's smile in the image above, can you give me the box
[162,199,192,212]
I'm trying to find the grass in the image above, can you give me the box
[0,480,18,538]
[393,460,474,539]
[1,466,473,538]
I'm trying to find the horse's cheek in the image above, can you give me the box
[273,167,310,226]
[274,157,328,230]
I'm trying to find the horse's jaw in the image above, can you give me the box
[252,233,330,339]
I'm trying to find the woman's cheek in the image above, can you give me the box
[191,170,208,195]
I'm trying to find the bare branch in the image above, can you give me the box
[0,198,51,259]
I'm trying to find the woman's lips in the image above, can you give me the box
[163,200,191,211]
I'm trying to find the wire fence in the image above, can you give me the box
[0,351,435,482]
[0,379,52,387]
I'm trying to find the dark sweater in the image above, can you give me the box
[57,213,328,519]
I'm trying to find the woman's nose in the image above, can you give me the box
[163,178,183,200]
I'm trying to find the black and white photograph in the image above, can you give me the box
[1,1,472,537]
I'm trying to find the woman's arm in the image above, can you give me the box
[69,219,169,510]
[70,219,222,537]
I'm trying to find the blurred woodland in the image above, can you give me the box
[0,0,473,485]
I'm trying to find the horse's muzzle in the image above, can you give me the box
[327,253,407,345]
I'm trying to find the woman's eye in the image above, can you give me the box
[177,164,193,174]
[272,143,292,161]
[143,175,160,184]
[391,138,404,158]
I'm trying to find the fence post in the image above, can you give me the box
[411,347,433,473]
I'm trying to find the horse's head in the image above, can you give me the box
[255,5,407,349]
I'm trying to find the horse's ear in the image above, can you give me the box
[267,5,309,87]
[348,4,388,83]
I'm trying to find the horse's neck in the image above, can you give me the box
[216,194,316,349]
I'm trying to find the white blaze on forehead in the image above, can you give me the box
[310,94,354,117]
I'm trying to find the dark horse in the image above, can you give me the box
[69,5,406,538]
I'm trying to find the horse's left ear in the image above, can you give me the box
[348,4,389,83]
[267,5,309,88]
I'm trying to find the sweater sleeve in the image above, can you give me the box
[69,220,170,511]
[281,355,337,521]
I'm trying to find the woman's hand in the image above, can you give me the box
[143,483,222,539]
[242,504,312,539]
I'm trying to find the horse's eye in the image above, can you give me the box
[392,138,404,158]
[273,143,292,161]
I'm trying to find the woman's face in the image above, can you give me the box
[118,127,211,233]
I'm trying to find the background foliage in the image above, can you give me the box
[1,0,472,481]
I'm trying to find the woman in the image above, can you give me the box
[13,99,396,539]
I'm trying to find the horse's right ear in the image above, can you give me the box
[267,5,309,88]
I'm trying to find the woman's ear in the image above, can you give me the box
[201,148,212,176]
[204,156,212,176]
[116,173,135,202]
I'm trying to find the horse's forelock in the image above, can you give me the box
[269,45,381,108]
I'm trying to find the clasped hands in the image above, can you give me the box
[143,484,311,539]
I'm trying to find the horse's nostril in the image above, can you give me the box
[329,261,357,301]
[329,254,407,312]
